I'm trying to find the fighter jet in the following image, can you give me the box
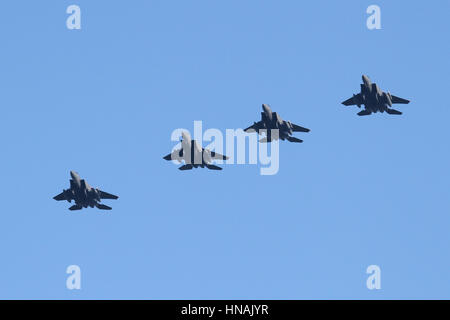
[244,104,310,143]
[342,75,410,116]
[53,171,118,211]
[163,132,228,170]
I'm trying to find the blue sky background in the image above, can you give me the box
[0,0,449,299]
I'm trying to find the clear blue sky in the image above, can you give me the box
[0,0,449,299]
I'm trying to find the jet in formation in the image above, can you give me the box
[342,75,410,116]
[244,104,310,143]
[163,132,228,170]
[53,171,119,211]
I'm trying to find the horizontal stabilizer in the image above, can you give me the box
[386,108,402,115]
[206,164,222,170]
[179,164,193,171]
[69,205,82,211]
[286,136,303,143]
[357,110,372,116]
[96,204,112,210]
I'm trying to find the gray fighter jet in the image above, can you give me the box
[53,171,118,211]
[342,75,410,116]
[163,132,228,170]
[244,104,310,143]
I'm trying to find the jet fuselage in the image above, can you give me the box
[260,104,294,141]
[359,75,394,114]
[62,171,103,208]
[182,139,214,167]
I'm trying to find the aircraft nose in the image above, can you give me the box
[262,104,270,114]
[181,131,191,141]
[70,171,78,179]
[362,75,370,84]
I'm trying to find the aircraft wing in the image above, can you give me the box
[53,192,66,201]
[291,123,310,132]
[391,95,410,104]
[98,190,119,200]
[208,150,229,160]
[244,121,264,132]
[163,148,183,161]
[342,93,362,106]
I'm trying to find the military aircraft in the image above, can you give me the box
[53,171,118,211]
[163,132,228,170]
[244,104,310,143]
[342,75,410,116]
